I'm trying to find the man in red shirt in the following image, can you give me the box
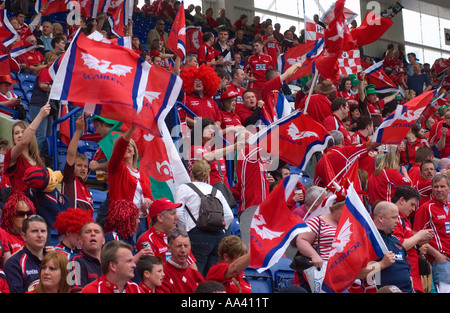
[261,24,280,69]
[413,174,450,292]
[226,68,246,107]
[235,89,264,127]
[197,32,222,67]
[322,97,352,146]
[185,77,220,126]
[16,36,45,75]
[391,186,433,293]
[158,228,204,293]
[243,39,273,98]
[137,198,197,266]
[297,80,336,124]
[82,241,144,293]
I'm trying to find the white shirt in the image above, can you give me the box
[175,181,234,232]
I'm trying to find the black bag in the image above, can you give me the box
[290,217,321,273]
[14,103,27,120]
[213,160,237,209]
[185,183,225,232]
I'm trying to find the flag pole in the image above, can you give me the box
[303,70,319,115]
[303,153,361,220]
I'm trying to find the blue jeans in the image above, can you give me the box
[29,105,53,153]
[188,227,226,277]
[432,260,450,291]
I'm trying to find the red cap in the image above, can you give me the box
[0,75,16,84]
[219,90,239,102]
[149,198,182,219]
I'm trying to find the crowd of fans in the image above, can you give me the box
[0,0,449,294]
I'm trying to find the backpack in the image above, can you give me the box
[185,183,225,232]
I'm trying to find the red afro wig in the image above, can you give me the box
[180,64,221,98]
[0,192,36,233]
[105,200,140,239]
[53,208,94,236]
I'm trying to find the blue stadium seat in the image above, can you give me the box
[21,81,34,94]
[230,216,241,237]
[12,89,25,99]
[243,267,275,293]
[90,189,107,210]
[17,73,37,85]
[268,257,296,289]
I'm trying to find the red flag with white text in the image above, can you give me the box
[249,174,310,272]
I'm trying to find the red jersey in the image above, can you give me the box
[217,110,242,129]
[399,139,429,166]
[298,93,332,124]
[3,147,34,194]
[61,162,94,215]
[17,50,45,69]
[206,262,252,293]
[0,91,17,108]
[413,175,432,207]
[197,43,221,66]
[136,226,196,264]
[158,258,204,293]
[261,35,279,68]
[322,114,352,146]
[338,90,356,102]
[413,198,450,262]
[82,274,144,293]
[367,168,411,205]
[393,214,423,293]
[185,93,220,122]
[225,82,245,105]
[429,121,450,158]
[243,53,273,92]
[233,146,269,213]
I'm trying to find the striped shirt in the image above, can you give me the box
[306,217,337,261]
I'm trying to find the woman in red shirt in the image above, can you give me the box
[107,125,153,233]
[205,235,251,293]
[215,90,243,129]
[4,104,49,194]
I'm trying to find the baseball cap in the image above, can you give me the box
[365,84,377,95]
[348,74,359,87]
[91,115,118,126]
[149,198,182,219]
[219,90,239,102]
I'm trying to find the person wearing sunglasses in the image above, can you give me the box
[158,228,204,293]
[0,192,37,257]
[4,214,49,293]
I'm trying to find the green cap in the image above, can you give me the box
[348,74,359,87]
[365,84,377,95]
[91,115,118,126]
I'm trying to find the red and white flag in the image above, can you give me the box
[338,49,361,75]
[108,0,133,37]
[49,30,151,128]
[373,90,435,144]
[304,16,324,43]
[166,0,186,62]
[249,174,310,272]
[185,26,203,54]
[0,9,19,47]
[78,0,109,18]
[364,60,400,94]
[350,11,393,48]
[35,0,69,16]
[321,184,388,293]
[247,110,332,171]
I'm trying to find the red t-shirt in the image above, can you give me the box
[298,93,332,124]
[3,147,34,194]
[217,110,242,129]
[158,259,204,293]
[82,274,144,293]
[206,262,252,293]
[367,168,411,205]
[399,139,429,166]
[244,53,273,92]
[322,114,352,146]
[261,35,279,68]
[185,93,220,122]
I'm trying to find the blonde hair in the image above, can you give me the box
[113,137,139,169]
[12,121,44,167]
[374,150,400,176]
[191,160,211,182]
[34,251,70,293]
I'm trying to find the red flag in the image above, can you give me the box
[248,110,332,171]
[36,0,69,16]
[350,11,393,47]
[313,152,336,187]
[0,9,19,47]
[185,26,203,54]
[315,0,354,82]
[321,184,388,293]
[108,0,133,37]
[364,60,399,93]
[338,49,361,75]
[249,174,310,272]
[166,0,186,61]
[79,0,109,18]
[49,30,152,128]
[421,90,448,121]
[373,90,435,144]
[60,102,70,146]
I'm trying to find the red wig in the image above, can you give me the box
[180,64,221,97]
[1,192,36,233]
[53,208,94,236]
[105,200,140,239]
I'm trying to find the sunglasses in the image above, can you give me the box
[170,229,188,239]
[15,210,33,218]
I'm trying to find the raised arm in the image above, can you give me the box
[66,115,84,166]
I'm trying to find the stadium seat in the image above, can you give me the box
[90,189,107,210]
[268,257,296,290]
[243,267,275,293]
[21,81,34,95]
[230,216,241,237]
